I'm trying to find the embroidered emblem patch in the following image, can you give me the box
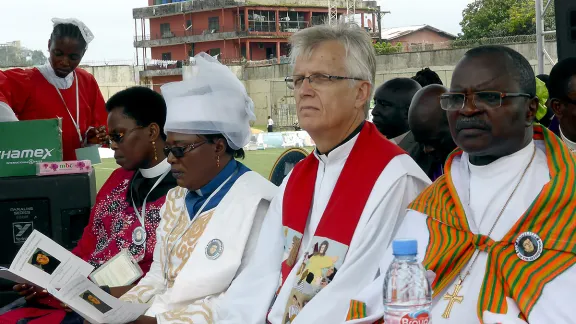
[514,232,543,262]
[205,239,224,260]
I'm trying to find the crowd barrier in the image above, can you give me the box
[245,130,314,150]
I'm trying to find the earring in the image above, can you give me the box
[152,141,158,161]
[217,155,220,168]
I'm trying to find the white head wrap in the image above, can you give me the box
[162,53,256,150]
[51,18,94,44]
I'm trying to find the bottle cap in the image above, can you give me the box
[392,239,417,256]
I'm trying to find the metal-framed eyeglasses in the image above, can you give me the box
[285,73,365,90]
[108,126,145,144]
[163,141,207,158]
[440,91,533,111]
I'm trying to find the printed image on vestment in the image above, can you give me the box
[282,226,303,267]
[283,237,348,323]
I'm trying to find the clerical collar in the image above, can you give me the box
[195,159,238,197]
[37,62,75,89]
[316,121,365,157]
[466,140,535,176]
[560,126,576,152]
[140,159,170,178]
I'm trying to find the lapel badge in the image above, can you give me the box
[205,239,224,260]
[514,232,543,262]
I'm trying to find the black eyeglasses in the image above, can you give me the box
[440,91,533,111]
[163,141,207,158]
[108,126,144,144]
[285,73,365,90]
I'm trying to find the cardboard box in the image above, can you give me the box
[37,160,92,176]
[0,119,63,178]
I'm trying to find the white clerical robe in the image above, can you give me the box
[121,171,277,324]
[348,140,576,323]
[214,133,431,324]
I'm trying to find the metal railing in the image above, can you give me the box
[80,60,136,66]
[133,0,242,19]
[141,56,290,70]
[79,34,554,71]
[135,24,314,42]
[388,33,557,53]
[145,60,185,70]
[246,56,290,67]
[135,27,242,42]
[219,57,245,65]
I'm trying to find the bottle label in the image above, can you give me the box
[400,311,430,324]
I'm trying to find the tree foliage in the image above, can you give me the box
[373,41,403,55]
[0,45,47,68]
[460,0,556,39]
[30,50,47,66]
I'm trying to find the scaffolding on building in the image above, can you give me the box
[328,0,338,25]
[346,0,356,23]
[535,0,557,74]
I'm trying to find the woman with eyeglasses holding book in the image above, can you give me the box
[116,53,277,324]
[0,87,175,324]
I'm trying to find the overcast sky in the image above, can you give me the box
[0,0,471,62]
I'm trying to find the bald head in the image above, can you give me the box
[409,85,448,130]
[372,78,422,138]
[408,84,456,163]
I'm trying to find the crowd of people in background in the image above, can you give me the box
[0,16,575,324]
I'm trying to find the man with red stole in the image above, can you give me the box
[346,46,576,323]
[215,23,430,324]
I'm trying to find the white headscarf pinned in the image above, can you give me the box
[162,52,256,150]
[51,18,94,44]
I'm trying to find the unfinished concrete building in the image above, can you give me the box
[133,0,380,90]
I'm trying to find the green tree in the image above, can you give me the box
[460,0,555,39]
[373,41,403,55]
[30,50,47,66]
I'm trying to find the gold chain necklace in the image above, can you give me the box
[441,145,537,319]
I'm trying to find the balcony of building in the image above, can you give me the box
[134,9,379,49]
[135,0,377,19]
[139,59,185,78]
[239,10,380,38]
[134,0,243,19]
[134,28,248,48]
[140,52,291,78]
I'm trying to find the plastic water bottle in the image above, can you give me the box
[383,239,432,324]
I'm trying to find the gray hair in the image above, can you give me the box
[289,23,377,117]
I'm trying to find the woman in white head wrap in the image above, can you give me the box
[0,18,108,161]
[117,53,277,324]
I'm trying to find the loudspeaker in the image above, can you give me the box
[0,172,96,266]
[555,0,576,60]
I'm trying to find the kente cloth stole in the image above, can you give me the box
[408,125,576,322]
[275,122,404,323]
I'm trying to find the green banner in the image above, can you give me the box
[0,119,63,177]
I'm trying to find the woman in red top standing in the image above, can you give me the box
[0,18,107,160]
